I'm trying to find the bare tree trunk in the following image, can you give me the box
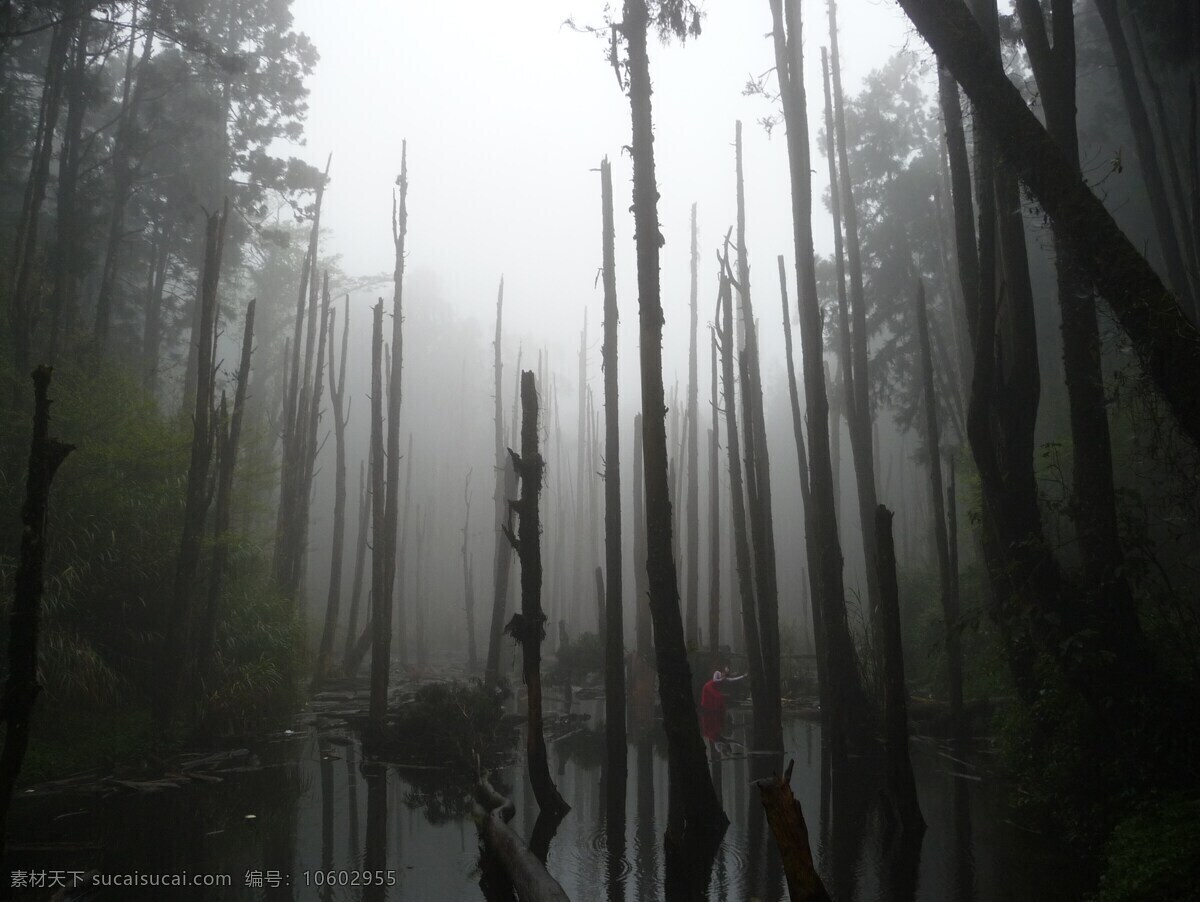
[486,280,513,683]
[316,298,350,684]
[717,254,768,747]
[504,372,569,817]
[632,413,650,661]
[140,219,174,397]
[754,761,832,902]
[367,301,388,720]
[343,453,371,673]
[768,0,873,747]
[463,471,478,671]
[874,506,923,833]
[159,200,228,725]
[600,157,627,775]
[828,1,884,671]
[393,434,413,667]
[708,328,721,654]
[914,281,963,719]
[198,299,256,686]
[0,368,73,866]
[686,202,701,648]
[8,10,72,387]
[895,0,1200,448]
[620,0,726,840]
[734,122,784,750]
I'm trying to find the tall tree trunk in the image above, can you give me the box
[708,328,721,654]
[140,219,173,397]
[8,10,72,387]
[718,257,768,747]
[632,413,650,661]
[0,367,73,866]
[778,255,825,702]
[600,157,627,776]
[874,506,923,832]
[686,202,701,648]
[367,301,388,716]
[316,297,350,684]
[198,299,255,687]
[47,8,90,363]
[769,0,873,747]
[394,433,413,667]
[914,281,963,720]
[343,453,371,673]
[621,0,726,840]
[504,372,569,817]
[894,0,1200,449]
[486,280,513,683]
[463,472,478,672]
[1015,0,1148,686]
[93,0,158,352]
[159,200,227,725]
[828,1,884,672]
[734,122,784,750]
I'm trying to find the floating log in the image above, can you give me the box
[474,776,569,902]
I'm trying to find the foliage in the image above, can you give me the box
[549,631,604,684]
[391,681,512,772]
[1092,795,1200,902]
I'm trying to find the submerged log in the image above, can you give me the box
[474,777,570,902]
[754,759,832,902]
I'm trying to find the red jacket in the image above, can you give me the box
[699,679,726,741]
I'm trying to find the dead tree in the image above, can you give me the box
[367,300,388,723]
[828,2,884,674]
[717,253,768,747]
[733,121,784,750]
[343,453,371,672]
[896,0,1200,449]
[754,761,832,902]
[315,297,351,684]
[158,200,227,725]
[600,157,626,773]
[394,434,414,666]
[504,372,569,817]
[0,367,74,865]
[707,328,720,654]
[874,506,924,833]
[686,202,701,648]
[915,281,963,719]
[198,299,256,686]
[632,413,650,662]
[768,0,874,747]
[486,280,514,683]
[462,471,478,672]
[619,0,727,842]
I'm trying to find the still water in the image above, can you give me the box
[10,697,1086,900]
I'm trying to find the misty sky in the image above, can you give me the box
[288,0,918,377]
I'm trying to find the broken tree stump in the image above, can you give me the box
[754,759,831,902]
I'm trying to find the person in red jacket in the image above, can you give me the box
[700,670,728,745]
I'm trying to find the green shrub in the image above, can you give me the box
[1093,795,1200,902]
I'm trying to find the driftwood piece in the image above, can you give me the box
[754,759,831,902]
[474,777,569,902]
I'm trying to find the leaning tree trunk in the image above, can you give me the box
[316,297,351,685]
[893,0,1200,449]
[708,328,721,654]
[769,0,873,747]
[600,157,626,775]
[504,372,569,817]
[0,367,74,866]
[621,0,726,841]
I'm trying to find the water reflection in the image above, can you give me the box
[8,700,1087,901]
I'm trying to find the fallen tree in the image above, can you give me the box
[474,776,570,902]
